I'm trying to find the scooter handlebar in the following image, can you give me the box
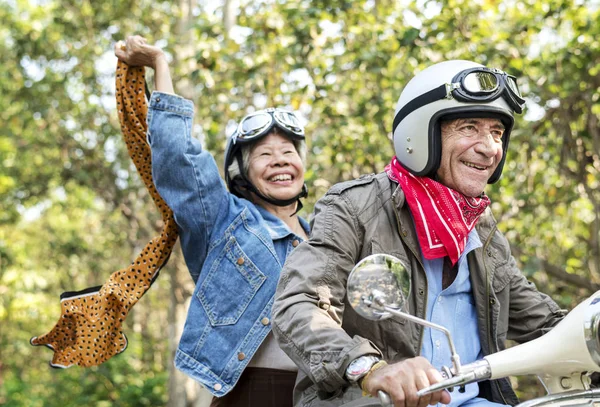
[377,390,392,406]
[417,359,492,397]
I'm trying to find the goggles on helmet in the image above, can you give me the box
[233,108,304,145]
[451,67,524,113]
[393,67,525,134]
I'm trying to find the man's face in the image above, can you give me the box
[436,117,505,197]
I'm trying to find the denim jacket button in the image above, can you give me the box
[292,239,300,247]
[237,352,246,361]
[261,317,270,325]
[236,257,245,265]
[213,383,222,391]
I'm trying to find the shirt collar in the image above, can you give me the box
[460,228,482,263]
[255,205,310,241]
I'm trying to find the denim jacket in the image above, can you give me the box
[147,92,309,396]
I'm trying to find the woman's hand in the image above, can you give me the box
[114,35,165,70]
[114,35,175,94]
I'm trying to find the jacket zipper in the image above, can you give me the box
[482,225,510,406]
[393,206,428,354]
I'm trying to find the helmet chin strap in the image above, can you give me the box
[233,153,308,215]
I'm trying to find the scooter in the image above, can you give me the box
[346,254,600,407]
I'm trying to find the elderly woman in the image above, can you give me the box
[115,35,309,407]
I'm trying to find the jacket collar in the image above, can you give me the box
[391,183,423,263]
[391,182,407,209]
[473,207,497,244]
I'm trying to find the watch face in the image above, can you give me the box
[346,356,380,382]
[348,357,373,375]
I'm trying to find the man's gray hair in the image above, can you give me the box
[227,128,307,183]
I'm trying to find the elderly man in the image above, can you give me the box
[272,60,565,407]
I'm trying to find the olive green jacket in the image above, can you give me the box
[272,172,566,407]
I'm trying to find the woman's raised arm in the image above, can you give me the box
[114,35,175,94]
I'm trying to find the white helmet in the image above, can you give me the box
[392,60,525,184]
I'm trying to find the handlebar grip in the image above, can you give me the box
[378,390,393,406]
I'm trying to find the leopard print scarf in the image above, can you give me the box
[30,61,178,368]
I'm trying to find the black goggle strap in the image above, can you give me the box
[392,84,448,134]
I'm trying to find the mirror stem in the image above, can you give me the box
[368,294,462,374]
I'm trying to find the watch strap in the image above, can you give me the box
[359,360,389,395]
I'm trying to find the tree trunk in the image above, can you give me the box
[167,248,212,407]
[223,0,238,38]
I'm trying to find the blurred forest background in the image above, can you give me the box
[2,0,600,405]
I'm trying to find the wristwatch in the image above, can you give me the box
[345,355,381,383]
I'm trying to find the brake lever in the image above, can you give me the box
[417,360,492,397]
[417,373,475,396]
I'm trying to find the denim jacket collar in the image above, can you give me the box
[255,205,310,241]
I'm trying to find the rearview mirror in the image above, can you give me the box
[346,253,411,320]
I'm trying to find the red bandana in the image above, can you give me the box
[385,157,490,265]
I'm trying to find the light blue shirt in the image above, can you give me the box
[421,229,505,407]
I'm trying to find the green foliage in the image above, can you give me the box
[2,0,600,404]
[3,352,167,407]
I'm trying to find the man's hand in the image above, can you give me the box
[114,35,166,70]
[361,356,451,407]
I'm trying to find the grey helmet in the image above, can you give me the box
[392,60,524,184]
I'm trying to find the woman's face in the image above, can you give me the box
[246,132,305,203]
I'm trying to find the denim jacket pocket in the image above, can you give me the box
[198,236,267,326]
